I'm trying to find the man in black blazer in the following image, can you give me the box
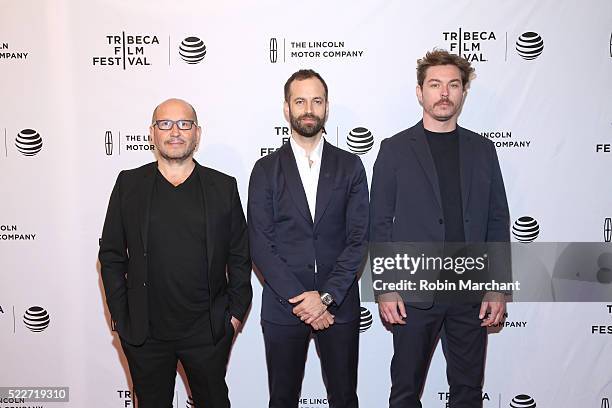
[99,98,252,408]
[248,70,369,408]
[370,50,510,407]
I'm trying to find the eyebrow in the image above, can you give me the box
[427,78,461,83]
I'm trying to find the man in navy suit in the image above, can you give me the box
[248,69,369,408]
[370,50,510,407]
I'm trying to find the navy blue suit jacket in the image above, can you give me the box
[370,121,510,306]
[248,140,369,324]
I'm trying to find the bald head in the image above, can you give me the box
[151,98,198,125]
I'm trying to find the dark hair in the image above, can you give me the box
[284,69,328,102]
[417,49,475,88]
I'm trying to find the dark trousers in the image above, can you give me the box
[120,320,234,408]
[262,319,359,408]
[389,303,486,408]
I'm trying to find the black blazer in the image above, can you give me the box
[248,141,369,324]
[370,121,510,306]
[99,161,252,345]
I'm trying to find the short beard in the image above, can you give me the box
[289,111,325,138]
[157,139,197,163]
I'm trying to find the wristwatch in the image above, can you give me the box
[320,292,334,306]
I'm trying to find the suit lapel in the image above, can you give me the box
[279,143,313,225]
[408,122,442,209]
[313,141,337,230]
[140,163,157,253]
[196,162,216,271]
[457,127,474,213]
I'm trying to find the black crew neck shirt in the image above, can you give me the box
[424,128,466,243]
[147,168,210,340]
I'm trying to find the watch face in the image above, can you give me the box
[322,293,332,305]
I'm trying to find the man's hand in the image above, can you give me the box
[310,311,335,331]
[378,292,407,325]
[230,316,241,334]
[289,291,327,324]
[479,292,506,327]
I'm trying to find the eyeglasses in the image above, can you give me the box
[153,119,197,131]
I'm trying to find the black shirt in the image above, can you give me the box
[425,128,466,243]
[147,168,210,340]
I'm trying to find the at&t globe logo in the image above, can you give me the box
[15,128,43,156]
[512,216,539,243]
[347,127,374,155]
[23,306,50,332]
[510,394,536,408]
[516,32,544,60]
[179,37,207,64]
[359,306,373,333]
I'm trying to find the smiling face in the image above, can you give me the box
[150,99,201,163]
[416,64,466,125]
[284,77,328,138]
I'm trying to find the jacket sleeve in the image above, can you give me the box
[98,172,129,327]
[369,139,396,243]
[226,178,253,322]
[248,160,307,300]
[320,157,369,307]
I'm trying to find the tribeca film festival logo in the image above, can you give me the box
[0,41,29,60]
[437,391,491,407]
[510,394,536,408]
[268,37,365,63]
[515,32,544,60]
[259,125,291,157]
[442,28,497,62]
[92,32,160,69]
[23,306,50,332]
[117,389,135,407]
[512,216,540,243]
[480,130,532,149]
[595,121,611,153]
[104,130,154,155]
[347,127,374,155]
[179,37,206,64]
[591,304,612,335]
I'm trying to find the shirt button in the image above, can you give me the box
[143,282,147,287]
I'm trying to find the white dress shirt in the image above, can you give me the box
[289,135,324,221]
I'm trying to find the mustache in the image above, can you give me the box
[435,98,453,107]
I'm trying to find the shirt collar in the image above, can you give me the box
[290,135,324,163]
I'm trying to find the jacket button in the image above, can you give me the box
[439,219,444,224]
[143,282,147,287]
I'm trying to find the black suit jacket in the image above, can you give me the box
[370,121,510,306]
[99,161,252,345]
[248,141,369,324]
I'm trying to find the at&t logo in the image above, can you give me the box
[515,32,544,60]
[512,216,540,243]
[510,394,536,408]
[23,306,50,332]
[359,306,373,333]
[16,129,43,156]
[179,37,206,64]
[347,127,374,155]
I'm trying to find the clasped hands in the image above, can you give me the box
[289,291,334,330]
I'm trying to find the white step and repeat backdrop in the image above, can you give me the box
[1,1,612,407]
